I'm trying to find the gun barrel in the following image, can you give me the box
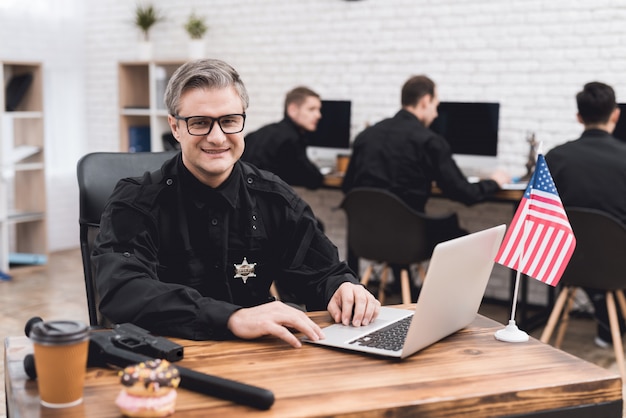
[179,367,275,410]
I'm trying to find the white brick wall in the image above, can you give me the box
[3,0,626,264]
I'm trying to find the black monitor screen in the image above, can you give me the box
[613,103,626,142]
[309,100,351,149]
[430,102,500,156]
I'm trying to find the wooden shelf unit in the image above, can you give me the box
[118,61,184,152]
[0,61,47,274]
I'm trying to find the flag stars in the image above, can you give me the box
[533,160,557,194]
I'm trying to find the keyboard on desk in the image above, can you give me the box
[349,315,413,352]
[467,175,527,191]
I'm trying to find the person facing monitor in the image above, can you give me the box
[342,74,509,214]
[342,74,510,297]
[241,86,325,189]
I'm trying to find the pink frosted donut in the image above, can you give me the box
[115,359,180,417]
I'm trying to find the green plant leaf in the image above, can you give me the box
[134,4,164,41]
[184,12,208,40]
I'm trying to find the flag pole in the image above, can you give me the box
[494,269,529,342]
[510,270,522,321]
[495,202,531,343]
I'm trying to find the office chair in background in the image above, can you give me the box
[77,151,177,327]
[540,207,626,381]
[340,187,460,305]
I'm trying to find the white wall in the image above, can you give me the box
[3,0,626,251]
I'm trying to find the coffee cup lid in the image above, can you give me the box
[29,320,89,345]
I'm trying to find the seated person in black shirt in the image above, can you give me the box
[342,75,510,293]
[545,81,626,348]
[92,59,380,347]
[241,86,325,189]
[343,74,509,213]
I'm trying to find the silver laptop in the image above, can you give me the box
[501,181,528,190]
[304,224,506,359]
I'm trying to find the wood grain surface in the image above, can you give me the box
[5,306,622,417]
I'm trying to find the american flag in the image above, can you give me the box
[495,154,576,286]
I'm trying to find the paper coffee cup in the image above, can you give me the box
[336,154,350,174]
[29,320,90,408]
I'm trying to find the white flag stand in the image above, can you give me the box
[495,269,529,342]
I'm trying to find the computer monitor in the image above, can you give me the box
[309,100,351,149]
[307,100,351,167]
[430,102,500,175]
[613,103,626,142]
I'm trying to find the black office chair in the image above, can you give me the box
[540,207,626,381]
[340,187,461,305]
[77,151,178,327]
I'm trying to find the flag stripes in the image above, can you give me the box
[495,154,576,287]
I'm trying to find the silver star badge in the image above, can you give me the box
[234,257,257,283]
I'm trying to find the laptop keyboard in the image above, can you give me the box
[349,316,413,352]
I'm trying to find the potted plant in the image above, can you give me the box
[184,11,208,58]
[134,4,163,42]
[184,12,208,40]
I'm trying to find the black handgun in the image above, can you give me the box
[88,327,275,410]
[110,323,184,362]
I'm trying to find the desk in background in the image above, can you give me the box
[5,308,622,417]
[323,171,525,202]
[322,172,344,189]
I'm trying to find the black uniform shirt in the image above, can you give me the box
[242,117,324,189]
[342,109,499,212]
[545,129,626,225]
[93,153,357,340]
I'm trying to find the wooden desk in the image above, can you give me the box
[323,172,344,189]
[5,309,623,417]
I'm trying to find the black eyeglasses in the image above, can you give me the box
[174,114,246,136]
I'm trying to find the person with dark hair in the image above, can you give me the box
[343,74,509,213]
[241,86,325,189]
[546,81,626,348]
[342,74,509,297]
[93,59,379,347]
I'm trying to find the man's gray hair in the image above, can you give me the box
[164,59,249,115]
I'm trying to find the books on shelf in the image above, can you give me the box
[129,125,151,152]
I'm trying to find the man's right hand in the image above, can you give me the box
[226,301,325,348]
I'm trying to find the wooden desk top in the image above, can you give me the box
[5,308,622,418]
[430,184,524,203]
[323,173,524,203]
[323,172,344,189]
